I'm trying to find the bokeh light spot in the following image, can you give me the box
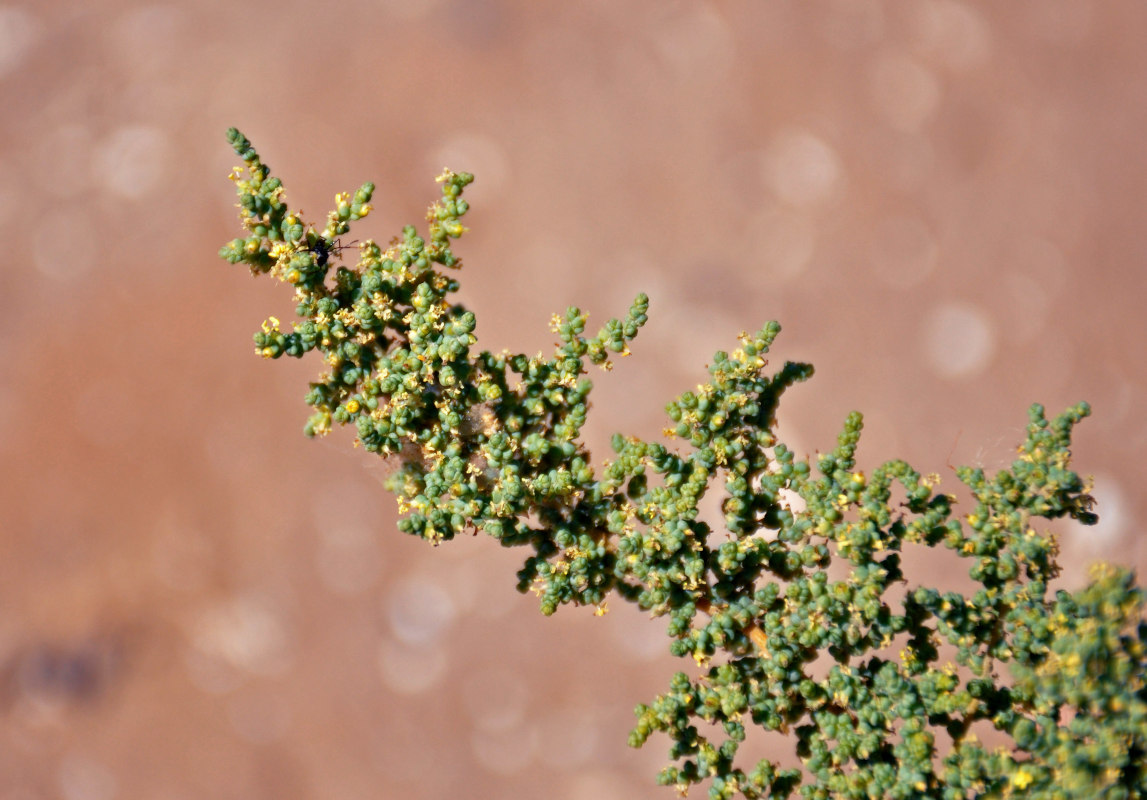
[922,303,995,379]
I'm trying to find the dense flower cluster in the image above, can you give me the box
[219,129,1146,799]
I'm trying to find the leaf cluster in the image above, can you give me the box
[220,129,1146,799]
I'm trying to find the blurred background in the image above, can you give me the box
[1,1,1145,798]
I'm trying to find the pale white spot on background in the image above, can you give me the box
[190,593,293,679]
[93,125,169,200]
[386,577,456,646]
[227,689,291,744]
[376,637,447,694]
[821,0,884,50]
[910,0,991,70]
[34,207,97,280]
[430,132,509,199]
[922,303,995,379]
[744,207,816,281]
[57,754,116,800]
[763,130,842,208]
[869,51,942,132]
[651,2,734,79]
[538,707,601,769]
[461,667,528,732]
[315,523,381,596]
[470,722,538,775]
[0,6,41,79]
[870,214,938,287]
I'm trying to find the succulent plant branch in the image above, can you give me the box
[219,128,1146,800]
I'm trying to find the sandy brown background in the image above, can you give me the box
[2,1,1145,798]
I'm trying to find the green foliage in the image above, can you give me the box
[219,128,1147,799]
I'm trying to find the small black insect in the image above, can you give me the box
[307,237,357,268]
